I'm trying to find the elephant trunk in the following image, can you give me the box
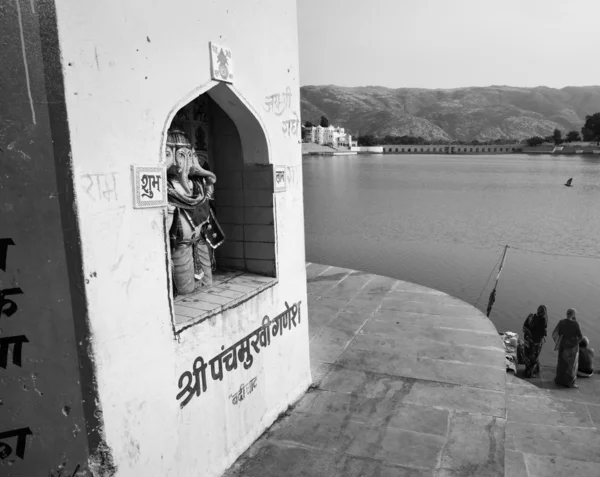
[178,162,193,195]
[190,152,217,184]
[189,164,217,184]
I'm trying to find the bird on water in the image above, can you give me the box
[564,178,573,187]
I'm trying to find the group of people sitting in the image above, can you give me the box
[522,305,595,388]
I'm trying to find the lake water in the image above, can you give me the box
[303,153,600,366]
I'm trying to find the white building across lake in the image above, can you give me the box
[303,124,354,148]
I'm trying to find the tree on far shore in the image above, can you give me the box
[358,135,376,146]
[525,136,544,147]
[565,130,581,142]
[552,128,563,145]
[319,116,330,127]
[581,113,600,144]
[304,121,314,128]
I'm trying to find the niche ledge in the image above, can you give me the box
[173,269,277,334]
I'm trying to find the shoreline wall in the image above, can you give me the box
[380,144,520,154]
[523,145,600,155]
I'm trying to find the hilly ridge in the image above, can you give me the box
[300,85,600,141]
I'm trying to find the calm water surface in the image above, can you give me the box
[303,154,600,366]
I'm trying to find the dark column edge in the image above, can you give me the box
[36,1,116,474]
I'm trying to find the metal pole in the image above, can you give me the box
[486,245,509,318]
[493,245,509,290]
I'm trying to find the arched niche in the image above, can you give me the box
[162,82,277,332]
[207,83,271,165]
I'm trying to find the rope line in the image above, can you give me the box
[474,251,504,308]
[507,245,600,261]
[474,244,600,310]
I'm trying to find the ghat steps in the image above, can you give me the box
[224,264,600,477]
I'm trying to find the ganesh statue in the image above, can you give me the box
[165,128,225,295]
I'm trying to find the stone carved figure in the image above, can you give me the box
[165,129,224,295]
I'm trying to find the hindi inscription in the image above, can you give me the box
[229,377,258,405]
[0,427,32,461]
[176,301,301,408]
[0,240,33,463]
[274,167,286,192]
[131,165,167,209]
[264,88,292,117]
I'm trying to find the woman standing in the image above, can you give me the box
[552,308,584,388]
[522,305,548,378]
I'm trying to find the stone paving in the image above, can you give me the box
[224,264,600,477]
[505,365,600,477]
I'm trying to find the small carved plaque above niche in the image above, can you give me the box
[131,165,167,209]
[210,42,234,83]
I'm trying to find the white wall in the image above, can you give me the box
[351,146,385,153]
[53,1,310,476]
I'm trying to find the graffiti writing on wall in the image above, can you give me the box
[81,172,118,202]
[285,165,301,187]
[263,87,292,116]
[0,240,33,462]
[176,301,301,408]
[263,88,300,139]
[229,377,258,405]
[281,112,300,139]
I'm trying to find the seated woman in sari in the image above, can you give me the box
[552,308,584,388]
[522,305,548,378]
[577,337,595,378]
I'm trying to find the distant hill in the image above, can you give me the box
[300,85,600,141]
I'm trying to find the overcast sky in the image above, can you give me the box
[297,0,600,89]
